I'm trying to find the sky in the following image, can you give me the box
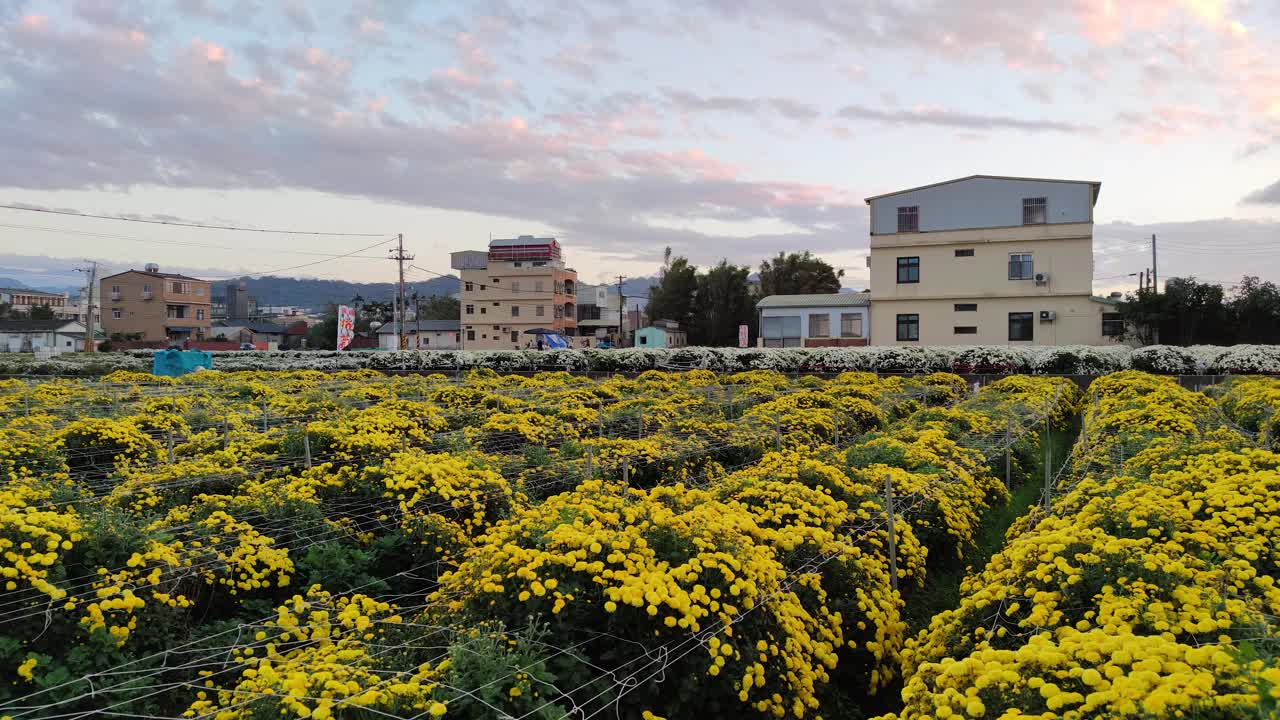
[0,0,1277,295]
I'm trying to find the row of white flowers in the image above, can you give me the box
[3,344,1278,376]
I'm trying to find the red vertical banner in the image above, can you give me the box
[337,305,355,351]
[738,324,749,348]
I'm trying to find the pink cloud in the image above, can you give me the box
[192,39,227,63]
[358,17,383,36]
[19,14,49,31]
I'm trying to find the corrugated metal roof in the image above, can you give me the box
[863,175,1101,204]
[489,236,557,247]
[376,320,461,334]
[756,292,870,308]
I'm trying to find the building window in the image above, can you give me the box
[896,314,919,341]
[840,313,862,338]
[1009,312,1034,341]
[465,282,473,291]
[535,280,544,292]
[511,305,520,317]
[143,283,152,294]
[166,305,187,320]
[196,286,204,296]
[536,305,544,317]
[511,281,521,292]
[111,284,120,294]
[196,309,205,320]
[491,278,500,283]
[808,313,830,338]
[1102,312,1125,337]
[1008,253,1034,280]
[954,326,978,335]
[510,330,518,342]
[514,261,522,267]
[480,307,487,314]
[639,334,648,345]
[112,309,122,319]
[954,248,975,257]
[1023,197,1047,225]
[465,304,474,315]
[761,315,802,347]
[897,206,919,233]
[532,261,547,267]
[954,303,977,312]
[896,256,920,283]
[480,284,486,291]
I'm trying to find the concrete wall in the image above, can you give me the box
[870,231,1094,300]
[103,272,212,341]
[759,306,870,343]
[869,177,1094,234]
[460,265,577,349]
[870,295,1118,346]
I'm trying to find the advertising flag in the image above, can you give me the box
[337,305,356,351]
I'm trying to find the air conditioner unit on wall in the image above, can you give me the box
[1034,272,1050,285]
[1040,310,1057,322]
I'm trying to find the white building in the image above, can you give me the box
[756,293,871,347]
[1,319,90,354]
[377,320,461,350]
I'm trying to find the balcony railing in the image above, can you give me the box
[110,292,120,301]
[142,290,153,300]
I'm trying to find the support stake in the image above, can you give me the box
[1042,397,1052,511]
[303,431,312,469]
[1004,416,1012,490]
[774,413,782,452]
[622,457,630,485]
[166,429,174,465]
[586,444,594,478]
[833,408,840,446]
[884,472,899,592]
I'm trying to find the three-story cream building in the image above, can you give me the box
[866,175,1122,346]
[452,236,578,349]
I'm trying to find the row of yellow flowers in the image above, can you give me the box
[882,370,1280,719]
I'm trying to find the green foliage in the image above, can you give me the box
[434,621,572,719]
[647,248,699,331]
[758,250,844,296]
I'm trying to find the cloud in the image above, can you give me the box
[837,103,1093,133]
[0,15,859,267]
[663,89,821,122]
[282,2,315,32]
[1242,179,1280,205]
[546,43,621,81]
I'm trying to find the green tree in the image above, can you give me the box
[757,251,844,296]
[307,304,338,350]
[416,294,461,321]
[28,305,55,320]
[647,247,699,329]
[690,260,754,346]
[1230,276,1280,344]
[1158,277,1231,345]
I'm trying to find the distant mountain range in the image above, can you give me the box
[0,272,661,310]
[218,275,460,310]
[0,277,79,295]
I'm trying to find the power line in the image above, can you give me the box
[205,237,398,280]
[408,264,651,300]
[0,204,389,236]
[0,222,390,259]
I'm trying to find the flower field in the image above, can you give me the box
[0,368,1275,719]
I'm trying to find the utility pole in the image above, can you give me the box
[389,234,412,350]
[75,260,98,352]
[615,275,626,347]
[1151,234,1158,294]
[413,291,421,350]
[1138,270,1145,295]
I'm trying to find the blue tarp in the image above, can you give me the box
[542,333,569,349]
[152,348,212,377]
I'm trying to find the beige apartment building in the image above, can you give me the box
[101,264,213,342]
[451,236,578,349]
[866,175,1123,346]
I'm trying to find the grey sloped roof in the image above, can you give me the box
[756,292,870,309]
[0,319,76,332]
[376,320,461,334]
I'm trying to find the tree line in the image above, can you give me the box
[646,249,846,346]
[1118,275,1280,345]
